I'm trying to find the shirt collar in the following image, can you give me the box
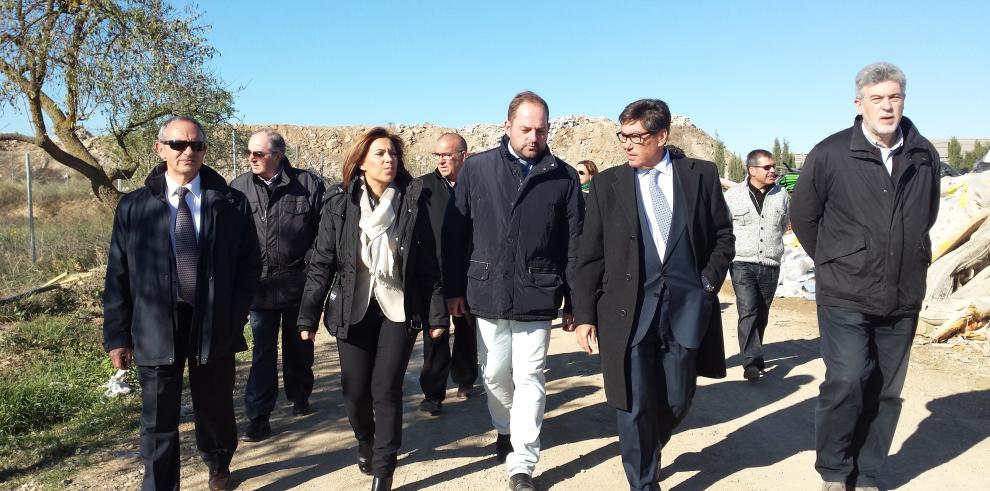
[257,166,283,187]
[164,172,202,200]
[635,149,672,176]
[506,142,531,165]
[861,125,904,152]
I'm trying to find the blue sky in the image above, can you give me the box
[2,0,987,154]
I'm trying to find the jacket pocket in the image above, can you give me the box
[322,274,343,333]
[467,260,490,281]
[732,208,751,226]
[817,236,866,264]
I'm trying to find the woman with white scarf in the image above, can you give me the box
[297,128,447,491]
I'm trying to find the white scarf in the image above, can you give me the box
[358,181,402,292]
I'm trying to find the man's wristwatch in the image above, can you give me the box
[700,275,715,293]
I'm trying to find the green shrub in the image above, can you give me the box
[0,316,112,437]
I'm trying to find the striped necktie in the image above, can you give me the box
[174,187,199,305]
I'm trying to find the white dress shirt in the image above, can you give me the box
[164,172,202,249]
[635,150,674,261]
[862,126,904,175]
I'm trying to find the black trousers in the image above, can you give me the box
[244,306,315,420]
[420,312,478,401]
[137,304,237,491]
[730,262,780,370]
[815,305,917,488]
[337,300,417,478]
[616,326,698,491]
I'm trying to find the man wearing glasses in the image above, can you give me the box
[572,99,733,491]
[103,116,260,490]
[415,132,478,416]
[724,149,789,382]
[230,129,326,442]
[791,62,940,491]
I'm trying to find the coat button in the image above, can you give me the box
[618,309,626,317]
[625,274,632,281]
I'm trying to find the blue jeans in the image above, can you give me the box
[244,306,314,420]
[730,262,779,370]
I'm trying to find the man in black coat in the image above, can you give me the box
[103,116,261,490]
[230,129,325,441]
[416,132,478,415]
[572,99,733,491]
[790,62,940,491]
[443,91,583,491]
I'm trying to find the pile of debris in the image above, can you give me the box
[919,167,990,344]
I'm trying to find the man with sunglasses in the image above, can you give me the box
[230,129,326,442]
[572,99,733,491]
[791,63,939,491]
[416,132,477,416]
[724,149,789,382]
[103,116,260,490]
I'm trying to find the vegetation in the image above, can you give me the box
[727,153,746,182]
[0,0,236,201]
[712,135,726,177]
[948,137,988,172]
[772,138,796,168]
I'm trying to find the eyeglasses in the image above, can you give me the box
[246,150,277,159]
[577,170,588,175]
[615,131,654,144]
[431,151,464,160]
[159,140,206,152]
[750,164,778,171]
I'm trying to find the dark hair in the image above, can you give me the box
[576,160,599,175]
[507,91,550,121]
[746,149,773,167]
[341,127,410,189]
[618,99,671,134]
[439,132,468,152]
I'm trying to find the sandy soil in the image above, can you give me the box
[63,294,990,490]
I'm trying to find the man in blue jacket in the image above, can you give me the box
[444,91,583,491]
[103,116,260,490]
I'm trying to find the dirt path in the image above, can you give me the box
[69,295,990,490]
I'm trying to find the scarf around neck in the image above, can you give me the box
[358,180,402,291]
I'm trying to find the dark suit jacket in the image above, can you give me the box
[573,153,734,410]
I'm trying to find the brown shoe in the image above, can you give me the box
[209,468,231,490]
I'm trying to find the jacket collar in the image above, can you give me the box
[499,135,559,175]
[849,115,927,154]
[145,163,228,202]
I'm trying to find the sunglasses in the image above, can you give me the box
[247,150,277,159]
[577,170,587,175]
[159,140,206,152]
[750,164,777,171]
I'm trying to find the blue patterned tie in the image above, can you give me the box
[648,169,671,244]
[174,187,199,305]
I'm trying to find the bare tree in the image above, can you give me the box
[0,0,235,201]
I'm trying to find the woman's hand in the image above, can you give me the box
[429,327,447,339]
[300,330,316,342]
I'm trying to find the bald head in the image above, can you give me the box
[434,132,468,182]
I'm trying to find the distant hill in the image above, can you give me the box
[1,115,729,185]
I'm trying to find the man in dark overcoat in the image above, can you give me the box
[572,99,734,491]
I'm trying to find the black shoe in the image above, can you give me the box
[456,383,475,399]
[292,400,312,416]
[357,440,373,475]
[508,473,536,491]
[241,416,271,442]
[208,467,231,490]
[743,366,763,382]
[371,476,392,491]
[495,433,512,463]
[419,398,442,415]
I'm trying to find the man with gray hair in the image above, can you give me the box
[231,128,326,442]
[104,116,260,490]
[791,62,940,491]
